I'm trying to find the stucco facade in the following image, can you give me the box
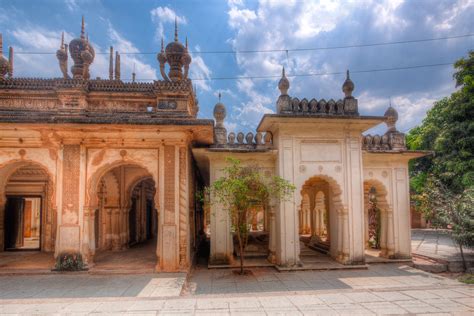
[0,20,425,272]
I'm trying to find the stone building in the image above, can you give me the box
[0,19,426,272]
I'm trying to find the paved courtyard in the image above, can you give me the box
[0,263,472,315]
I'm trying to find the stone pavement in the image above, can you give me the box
[412,229,474,271]
[0,263,472,315]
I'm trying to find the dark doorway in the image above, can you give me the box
[129,198,137,246]
[4,196,41,251]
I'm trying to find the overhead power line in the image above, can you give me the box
[13,33,474,55]
[118,61,454,82]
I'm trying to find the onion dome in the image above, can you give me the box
[157,18,192,81]
[68,16,95,79]
[384,103,398,132]
[213,93,226,128]
[342,70,354,98]
[0,34,10,79]
[278,67,289,95]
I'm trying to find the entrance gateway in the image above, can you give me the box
[0,18,427,272]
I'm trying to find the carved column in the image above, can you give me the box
[267,206,277,264]
[342,206,350,263]
[386,207,395,257]
[178,147,188,270]
[379,209,387,257]
[337,208,343,261]
[112,208,121,251]
[319,207,325,237]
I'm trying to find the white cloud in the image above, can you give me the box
[433,0,474,31]
[106,23,157,80]
[65,0,79,11]
[189,54,211,91]
[9,27,72,77]
[150,6,187,42]
[372,0,408,30]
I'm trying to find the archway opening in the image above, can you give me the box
[363,180,391,261]
[299,175,343,265]
[0,162,56,270]
[91,164,157,272]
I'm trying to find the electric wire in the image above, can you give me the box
[12,33,474,55]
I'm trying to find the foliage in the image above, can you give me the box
[407,51,474,195]
[55,252,85,271]
[415,179,474,269]
[407,51,474,271]
[458,274,474,284]
[204,157,295,274]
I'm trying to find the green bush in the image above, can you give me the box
[55,252,85,271]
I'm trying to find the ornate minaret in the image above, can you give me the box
[157,18,192,81]
[276,67,291,113]
[384,103,406,150]
[56,32,69,79]
[109,46,114,80]
[114,51,121,80]
[68,16,95,79]
[213,93,227,145]
[342,70,358,114]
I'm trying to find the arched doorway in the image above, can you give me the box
[298,175,345,264]
[90,164,158,271]
[0,161,56,269]
[363,180,393,259]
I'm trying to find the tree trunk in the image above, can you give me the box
[459,243,467,272]
[237,230,244,274]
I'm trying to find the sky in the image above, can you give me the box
[0,0,473,134]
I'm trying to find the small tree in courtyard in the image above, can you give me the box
[205,158,295,274]
[416,179,474,270]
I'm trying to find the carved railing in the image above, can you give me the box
[214,131,273,149]
[362,132,406,151]
[278,96,358,116]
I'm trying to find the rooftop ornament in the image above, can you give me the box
[157,18,192,82]
[0,34,13,80]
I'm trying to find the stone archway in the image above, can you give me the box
[84,161,158,270]
[0,160,56,254]
[363,179,393,258]
[299,174,347,263]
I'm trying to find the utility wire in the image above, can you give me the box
[13,33,474,55]
[116,61,454,82]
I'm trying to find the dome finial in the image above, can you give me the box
[218,92,221,102]
[278,66,289,95]
[342,68,354,98]
[160,37,164,52]
[81,15,85,39]
[174,16,178,42]
[185,36,188,49]
[384,100,398,132]
[60,32,65,49]
[0,33,3,58]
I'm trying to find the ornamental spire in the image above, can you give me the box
[8,46,13,78]
[60,32,64,49]
[81,15,85,39]
[174,16,178,42]
[160,37,164,52]
[109,46,114,80]
[0,33,3,58]
[278,66,289,95]
[342,69,354,98]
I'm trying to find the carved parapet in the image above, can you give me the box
[154,79,193,93]
[362,131,406,151]
[279,96,358,116]
[221,131,273,150]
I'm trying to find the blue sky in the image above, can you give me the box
[0,0,473,134]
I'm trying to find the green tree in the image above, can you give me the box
[205,158,295,274]
[407,51,474,194]
[407,51,474,270]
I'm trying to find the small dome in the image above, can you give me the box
[165,41,186,55]
[68,17,95,79]
[384,105,398,121]
[278,67,289,95]
[213,99,226,123]
[342,70,354,98]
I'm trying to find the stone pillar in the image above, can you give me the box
[337,208,343,261]
[386,207,395,257]
[112,208,121,251]
[156,145,180,272]
[342,206,350,263]
[56,145,81,256]
[319,207,325,237]
[364,205,370,248]
[379,209,387,257]
[267,206,277,264]
[105,208,112,249]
